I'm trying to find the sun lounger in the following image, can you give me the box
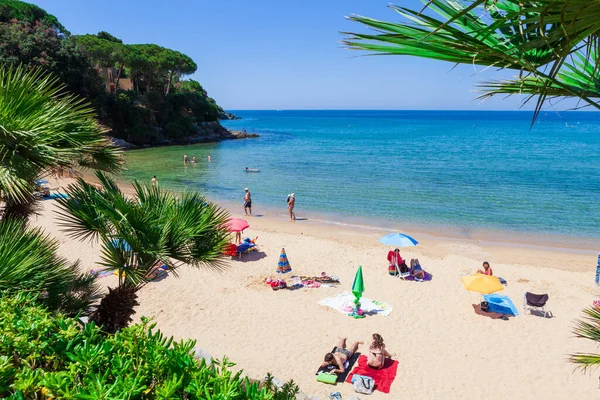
[524,292,550,317]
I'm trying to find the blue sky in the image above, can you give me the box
[31,0,540,110]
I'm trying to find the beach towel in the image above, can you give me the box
[319,292,393,317]
[403,271,433,282]
[316,347,360,383]
[345,355,399,394]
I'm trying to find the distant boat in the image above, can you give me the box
[244,168,261,173]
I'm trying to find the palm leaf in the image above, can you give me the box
[0,65,123,212]
[570,307,600,370]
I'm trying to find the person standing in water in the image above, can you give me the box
[192,156,197,164]
[151,176,157,188]
[244,188,252,217]
[287,193,296,221]
[184,154,189,164]
[207,154,211,162]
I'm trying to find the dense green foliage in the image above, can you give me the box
[0,0,66,33]
[0,220,98,315]
[56,172,230,332]
[0,294,299,399]
[0,0,231,145]
[344,0,600,119]
[0,65,122,218]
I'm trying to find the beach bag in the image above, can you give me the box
[353,374,375,395]
[388,264,398,276]
[399,261,409,274]
[480,301,489,312]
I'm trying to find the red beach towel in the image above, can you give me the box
[345,355,399,394]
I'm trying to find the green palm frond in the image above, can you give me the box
[570,307,600,370]
[344,0,600,119]
[0,65,123,207]
[0,218,98,315]
[56,172,231,290]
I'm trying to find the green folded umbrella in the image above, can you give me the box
[352,265,364,297]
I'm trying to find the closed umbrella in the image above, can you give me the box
[225,218,250,232]
[378,233,418,247]
[461,274,504,294]
[350,266,366,318]
[276,248,291,274]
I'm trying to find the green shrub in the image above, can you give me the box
[0,294,299,399]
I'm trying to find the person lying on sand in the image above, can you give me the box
[410,259,425,280]
[367,333,393,369]
[477,261,493,276]
[321,338,362,374]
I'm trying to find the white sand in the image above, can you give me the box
[32,177,600,399]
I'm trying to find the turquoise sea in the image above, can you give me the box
[121,110,600,242]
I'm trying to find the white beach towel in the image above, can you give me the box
[318,291,393,317]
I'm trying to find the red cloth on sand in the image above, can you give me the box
[345,354,399,394]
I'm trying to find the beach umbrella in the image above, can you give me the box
[225,218,249,232]
[350,266,366,318]
[276,248,291,274]
[35,179,49,185]
[378,233,418,247]
[461,274,504,294]
[107,238,131,252]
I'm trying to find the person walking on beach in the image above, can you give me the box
[244,188,252,216]
[287,193,296,221]
[151,175,157,188]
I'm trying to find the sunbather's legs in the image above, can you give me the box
[348,341,363,357]
[338,337,347,349]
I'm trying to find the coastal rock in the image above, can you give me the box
[218,111,241,120]
[107,135,137,148]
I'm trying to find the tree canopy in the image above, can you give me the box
[0,0,67,33]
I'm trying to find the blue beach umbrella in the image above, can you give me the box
[378,233,418,247]
[35,179,49,185]
[107,239,132,252]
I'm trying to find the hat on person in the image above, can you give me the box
[291,193,295,197]
[244,188,249,191]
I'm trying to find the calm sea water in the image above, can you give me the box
[121,110,600,240]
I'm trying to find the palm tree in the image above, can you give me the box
[55,172,231,333]
[571,307,600,369]
[0,218,99,315]
[343,0,600,121]
[0,65,122,219]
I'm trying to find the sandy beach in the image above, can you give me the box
[32,176,599,399]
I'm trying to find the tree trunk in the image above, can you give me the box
[115,66,122,89]
[90,285,139,333]
[165,71,173,95]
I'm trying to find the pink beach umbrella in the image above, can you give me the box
[225,218,250,232]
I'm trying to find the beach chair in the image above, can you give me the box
[523,292,550,317]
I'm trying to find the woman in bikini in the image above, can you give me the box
[476,261,493,276]
[367,333,393,369]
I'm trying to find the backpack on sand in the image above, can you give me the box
[352,375,375,395]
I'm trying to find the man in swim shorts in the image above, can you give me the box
[244,188,252,216]
[321,338,362,374]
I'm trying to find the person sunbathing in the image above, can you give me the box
[321,338,362,374]
[367,333,393,369]
[410,259,425,280]
[476,261,493,276]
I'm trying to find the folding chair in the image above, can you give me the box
[523,292,550,317]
